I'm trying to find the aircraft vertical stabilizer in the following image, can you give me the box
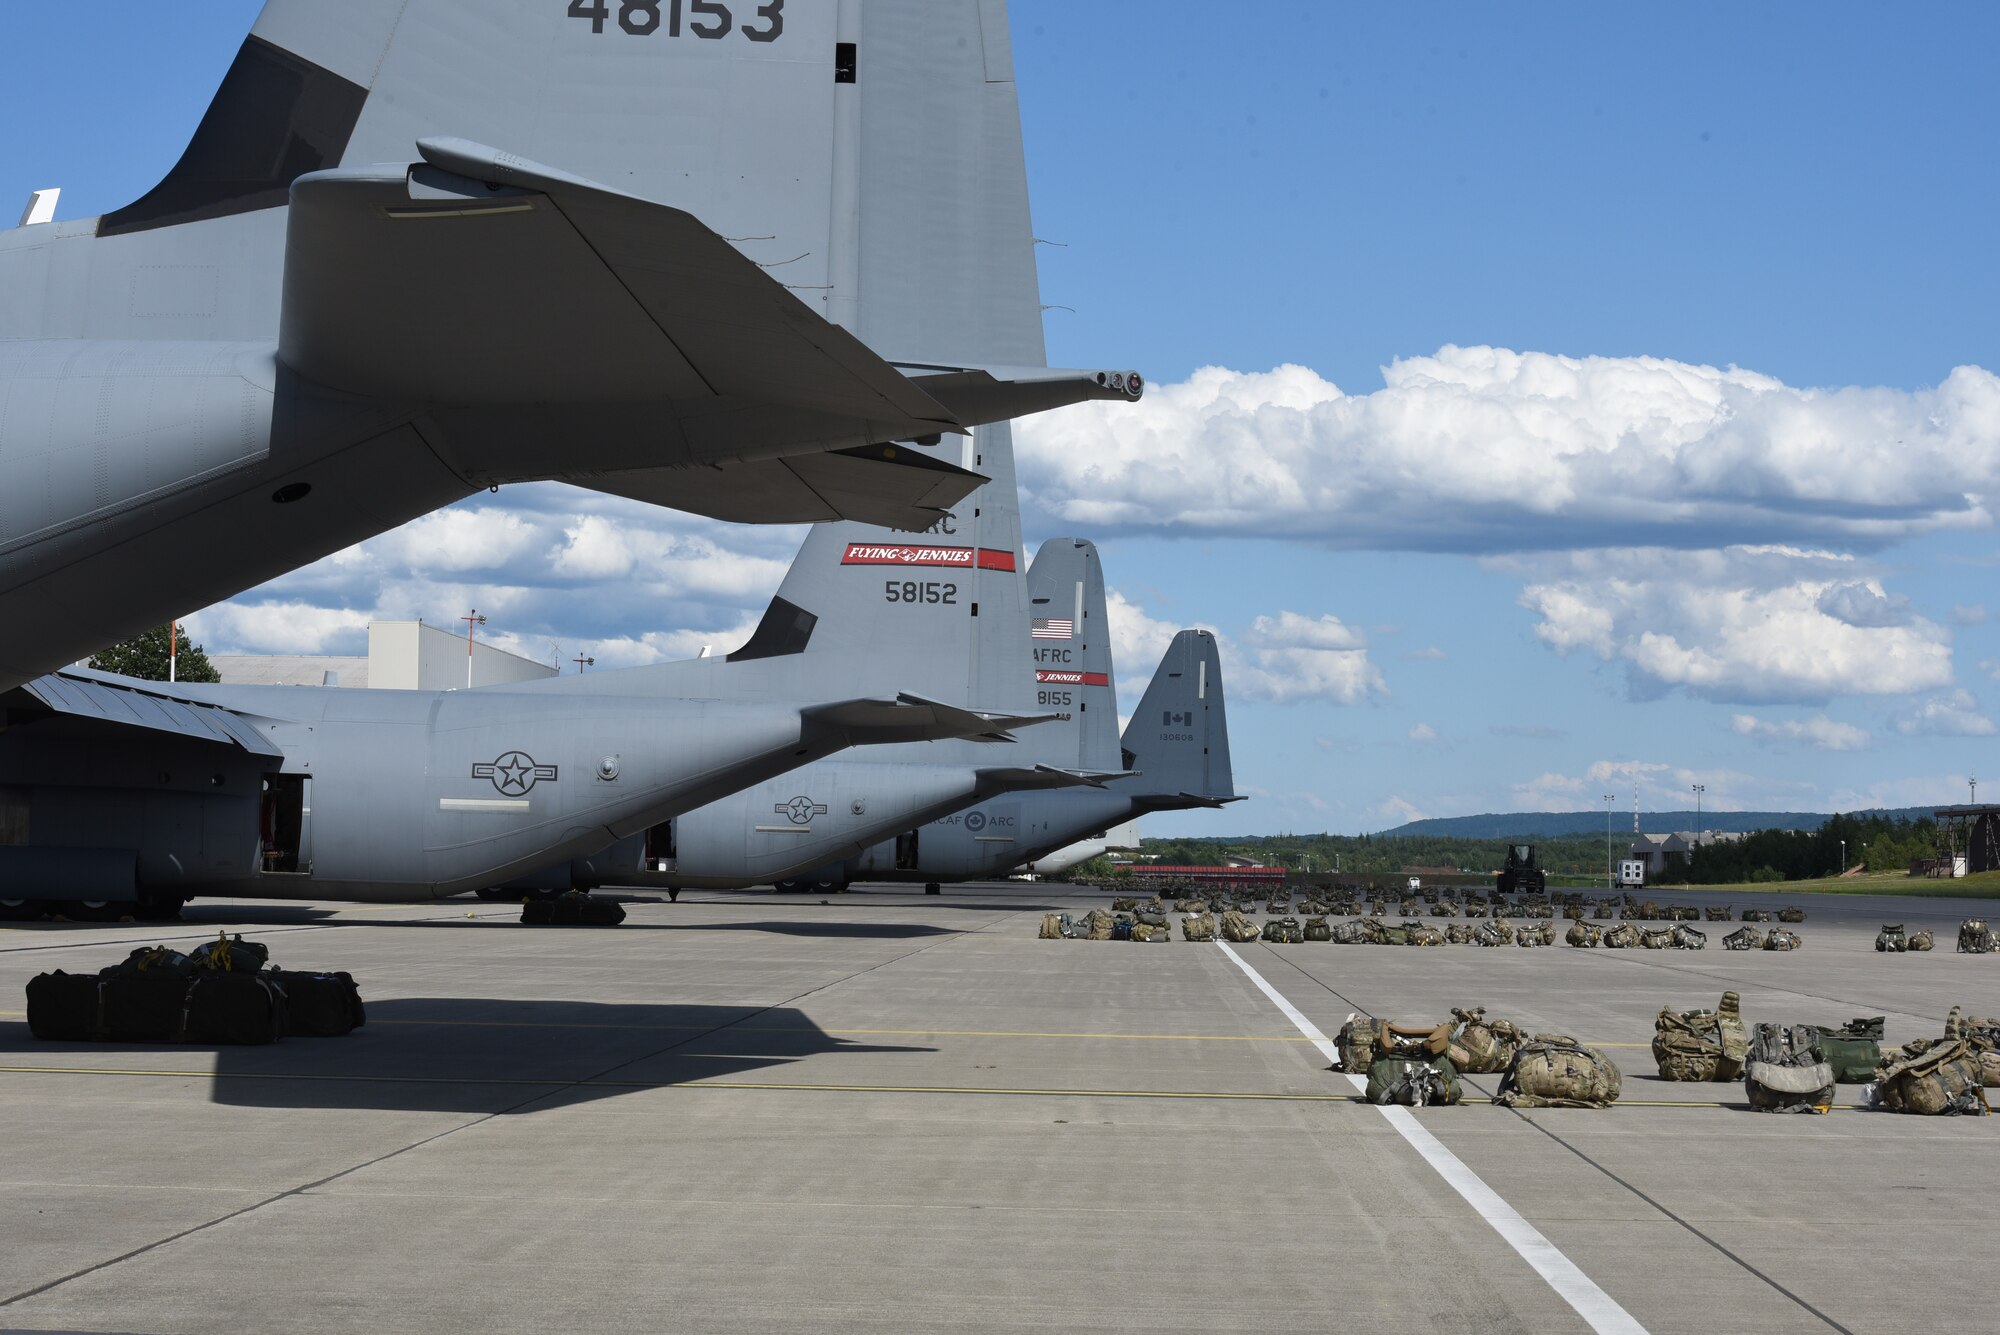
[1023,537,1120,773]
[1118,631,1238,806]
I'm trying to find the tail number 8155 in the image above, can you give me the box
[568,0,784,42]
[885,581,958,606]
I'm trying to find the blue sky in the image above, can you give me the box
[6,2,1998,835]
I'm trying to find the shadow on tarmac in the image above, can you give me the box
[1,999,930,1116]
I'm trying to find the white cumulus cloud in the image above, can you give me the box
[1103,591,1384,707]
[1016,350,2000,553]
[1894,689,1997,737]
[1730,713,1871,751]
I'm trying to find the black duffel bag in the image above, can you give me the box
[183,972,287,1045]
[96,973,191,1042]
[276,971,367,1037]
[187,933,272,974]
[26,971,101,1041]
[521,894,626,927]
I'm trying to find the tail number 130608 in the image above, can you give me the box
[568,0,784,42]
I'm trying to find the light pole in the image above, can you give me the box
[1839,839,1846,878]
[1691,783,1705,845]
[1604,794,1617,890]
[461,609,487,688]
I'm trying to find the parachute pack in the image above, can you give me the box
[1807,1017,1884,1084]
[1744,1023,1835,1114]
[1872,1011,1990,1116]
[1495,1034,1622,1109]
[1653,991,1749,1082]
[1876,924,1907,952]
[1447,1007,1523,1075]
[1958,919,1993,954]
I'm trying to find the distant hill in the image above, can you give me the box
[1374,807,1939,839]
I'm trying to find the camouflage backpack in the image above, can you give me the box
[1496,1034,1622,1109]
[1957,919,1994,954]
[1131,921,1172,943]
[1471,920,1512,947]
[1671,924,1706,950]
[1960,1013,2000,1089]
[1872,1013,1990,1115]
[1181,912,1217,942]
[1369,899,1386,916]
[1303,916,1332,942]
[1262,917,1304,944]
[1723,925,1759,951]
[1406,921,1445,947]
[1741,907,1774,923]
[1038,913,1070,940]
[1464,898,1489,919]
[1705,905,1733,921]
[1516,921,1555,947]
[1111,897,1137,912]
[1807,1017,1884,1084]
[1777,906,1806,924]
[1744,1023,1835,1114]
[1447,1006,1523,1074]
[1174,898,1205,913]
[1763,928,1803,951]
[1562,904,1584,921]
[1330,918,1377,945]
[1398,899,1420,917]
[1602,923,1639,949]
[1593,900,1614,919]
[1565,922,1600,947]
[1365,1052,1462,1106]
[1670,905,1701,922]
[1220,910,1261,943]
[1335,1014,1383,1073]
[1637,900,1662,921]
[1653,991,1748,1082]
[1380,922,1411,946]
[1639,926,1674,950]
[1083,909,1115,941]
[1431,901,1457,917]
[1908,929,1935,952]
[1875,924,1907,952]
[1445,922,1475,944]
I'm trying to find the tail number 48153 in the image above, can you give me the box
[568,0,784,42]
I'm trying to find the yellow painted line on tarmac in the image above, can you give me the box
[367,1017,1321,1043]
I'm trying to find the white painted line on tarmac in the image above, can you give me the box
[1215,941,1648,1335]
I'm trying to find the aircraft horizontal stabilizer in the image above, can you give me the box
[11,672,281,759]
[904,364,1146,424]
[584,444,984,534]
[281,138,961,427]
[974,765,1132,796]
[1129,792,1248,814]
[800,694,1057,749]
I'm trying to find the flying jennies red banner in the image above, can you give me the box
[840,544,1015,570]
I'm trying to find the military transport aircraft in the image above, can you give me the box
[0,429,1058,920]
[0,0,1141,691]
[820,629,1240,890]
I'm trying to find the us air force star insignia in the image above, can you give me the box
[776,796,829,825]
[471,751,559,796]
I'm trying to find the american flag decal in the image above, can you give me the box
[1030,617,1074,640]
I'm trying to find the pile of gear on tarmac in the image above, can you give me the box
[23,933,365,1046]
[1651,989,1994,1116]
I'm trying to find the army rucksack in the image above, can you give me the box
[1083,909,1115,941]
[1398,899,1420,917]
[1496,1034,1622,1109]
[1562,904,1583,921]
[1723,925,1759,950]
[1744,1023,1836,1114]
[1220,910,1261,943]
[1038,913,1069,940]
[1134,909,1169,929]
[1516,921,1555,947]
[1407,922,1445,947]
[1565,922,1601,948]
[1447,1007,1523,1074]
[1777,906,1806,924]
[1958,919,1994,954]
[1303,916,1332,942]
[1181,913,1217,942]
[1705,905,1733,921]
[1335,1014,1383,1073]
[1741,907,1774,923]
[1807,1017,1884,1084]
[1463,898,1489,919]
[1653,991,1748,1082]
[1960,1013,2000,1089]
[1763,928,1803,951]
[1445,922,1475,944]
[1174,898,1205,913]
[1472,920,1513,947]
[1672,924,1706,950]
[1908,929,1934,952]
[1872,1014,1990,1115]
[1380,922,1411,946]
[1593,900,1614,919]
[1131,921,1172,943]
[1639,926,1673,950]
[1431,901,1457,917]
[1369,899,1386,916]
[1602,923,1639,949]
[1111,897,1137,912]
[1330,918,1375,945]
[1262,917,1304,944]
[1875,924,1907,952]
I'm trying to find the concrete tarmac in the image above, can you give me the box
[0,883,1993,1333]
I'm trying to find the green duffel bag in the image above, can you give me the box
[1876,924,1907,952]
[1809,1020,1884,1084]
[1364,1053,1462,1106]
[1380,923,1410,946]
[1261,916,1303,944]
[1303,916,1331,942]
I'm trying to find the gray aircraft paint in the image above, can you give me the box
[838,628,1240,883]
[623,528,1123,890]
[0,0,1137,690]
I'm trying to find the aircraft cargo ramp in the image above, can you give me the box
[0,884,1994,1331]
